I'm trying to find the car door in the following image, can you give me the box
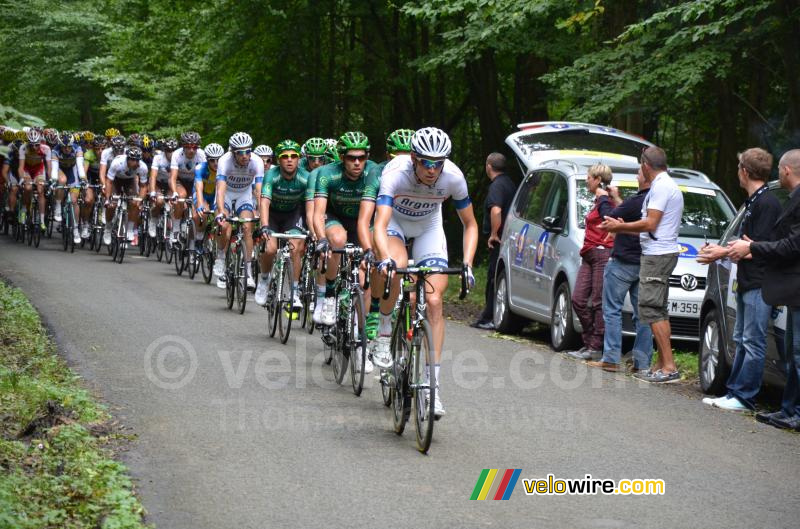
[507,170,556,312]
[535,171,570,313]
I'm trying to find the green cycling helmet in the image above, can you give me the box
[337,131,370,155]
[386,128,414,153]
[303,137,327,156]
[275,139,302,155]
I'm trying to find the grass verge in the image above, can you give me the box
[0,281,149,529]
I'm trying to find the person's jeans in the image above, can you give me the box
[601,258,653,368]
[725,289,771,409]
[780,306,800,418]
[479,244,501,323]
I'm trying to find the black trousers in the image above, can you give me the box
[479,244,500,323]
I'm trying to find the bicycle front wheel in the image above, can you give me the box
[278,258,294,344]
[331,295,348,385]
[412,320,436,454]
[225,245,235,310]
[348,291,367,396]
[235,244,247,314]
[391,313,411,434]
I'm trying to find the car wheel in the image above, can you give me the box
[551,281,578,351]
[699,308,729,395]
[493,269,527,334]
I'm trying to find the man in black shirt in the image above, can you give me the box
[586,169,653,372]
[697,148,782,411]
[472,152,516,329]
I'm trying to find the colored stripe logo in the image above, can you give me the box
[470,469,522,500]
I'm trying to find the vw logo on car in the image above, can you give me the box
[680,274,698,291]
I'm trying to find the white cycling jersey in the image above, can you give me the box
[99,146,122,166]
[376,155,471,220]
[215,151,264,192]
[107,155,149,184]
[151,151,171,182]
[170,147,206,180]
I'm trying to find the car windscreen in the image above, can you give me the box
[513,130,648,159]
[577,180,735,238]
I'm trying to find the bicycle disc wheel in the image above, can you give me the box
[349,292,366,396]
[412,320,436,453]
[277,259,294,344]
[391,317,411,435]
[235,245,247,314]
[225,246,235,310]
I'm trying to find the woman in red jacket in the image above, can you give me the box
[565,164,619,360]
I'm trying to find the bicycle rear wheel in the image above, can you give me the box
[349,292,366,396]
[201,234,215,284]
[331,295,348,385]
[61,214,68,251]
[278,258,294,344]
[235,244,247,314]
[225,245,235,310]
[412,320,436,453]
[391,317,411,434]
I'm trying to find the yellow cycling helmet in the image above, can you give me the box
[104,127,120,138]
[82,131,95,142]
[14,130,27,142]
[2,128,16,142]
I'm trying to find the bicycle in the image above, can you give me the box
[85,184,105,252]
[25,181,43,248]
[106,193,141,264]
[54,183,82,253]
[198,210,218,285]
[298,234,318,334]
[152,195,173,263]
[223,215,259,314]
[44,180,55,239]
[380,263,469,453]
[138,195,153,257]
[263,231,307,344]
[320,244,371,396]
[171,197,199,278]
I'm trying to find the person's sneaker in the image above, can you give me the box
[365,311,380,341]
[635,369,681,383]
[371,336,393,369]
[255,276,269,306]
[103,227,112,246]
[213,257,225,277]
[320,297,336,326]
[81,224,90,239]
[470,320,495,330]
[564,347,594,360]
[312,299,324,324]
[586,360,620,372]
[755,410,787,425]
[216,276,227,289]
[702,395,728,406]
[246,272,256,290]
[54,204,62,222]
[73,227,81,244]
[433,391,445,420]
[148,220,157,238]
[713,396,749,412]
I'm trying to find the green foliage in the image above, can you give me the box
[0,282,149,529]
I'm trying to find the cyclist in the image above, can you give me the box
[140,134,155,168]
[194,142,224,284]
[51,131,86,243]
[148,137,178,237]
[370,127,478,418]
[364,128,414,339]
[255,139,311,307]
[81,136,106,239]
[169,131,206,244]
[213,132,264,290]
[103,146,148,245]
[312,131,379,330]
[300,137,328,172]
[99,135,126,187]
[1,129,21,226]
[44,128,59,150]
[254,145,273,172]
[17,128,52,231]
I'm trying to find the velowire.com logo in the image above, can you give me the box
[469,469,522,500]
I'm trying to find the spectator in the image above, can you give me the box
[697,148,781,411]
[587,166,654,372]
[728,149,800,430]
[471,152,516,330]
[601,146,684,383]
[564,164,615,359]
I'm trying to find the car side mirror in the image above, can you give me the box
[543,216,563,234]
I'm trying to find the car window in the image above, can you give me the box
[515,170,556,223]
[577,180,735,237]
[543,173,568,229]
[720,184,790,243]
[513,130,648,159]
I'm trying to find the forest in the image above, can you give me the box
[2,0,798,209]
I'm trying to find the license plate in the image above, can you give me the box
[670,301,699,316]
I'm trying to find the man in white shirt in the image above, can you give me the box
[601,146,684,383]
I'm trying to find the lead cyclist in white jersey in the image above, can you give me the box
[213,132,264,289]
[370,127,478,418]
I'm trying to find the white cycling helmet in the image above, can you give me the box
[204,143,225,159]
[411,127,451,158]
[229,132,253,150]
[254,144,273,157]
[26,128,43,144]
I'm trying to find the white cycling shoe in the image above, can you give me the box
[371,336,393,370]
[255,276,269,306]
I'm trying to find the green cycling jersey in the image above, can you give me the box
[261,165,313,213]
[314,160,379,219]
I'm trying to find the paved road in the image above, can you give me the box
[2,235,799,529]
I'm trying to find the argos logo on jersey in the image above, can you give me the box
[394,196,441,217]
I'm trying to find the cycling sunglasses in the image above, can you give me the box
[344,154,367,163]
[417,157,445,170]
[234,148,252,155]
[279,153,300,160]
[183,143,199,150]
[307,155,326,162]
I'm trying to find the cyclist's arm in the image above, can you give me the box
[357,199,375,252]
[313,196,327,239]
[305,199,316,239]
[193,163,206,209]
[76,153,86,180]
[259,196,271,227]
[1,163,8,182]
[148,165,158,194]
[50,157,59,182]
[373,204,393,261]
[456,203,479,267]
[169,167,178,196]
